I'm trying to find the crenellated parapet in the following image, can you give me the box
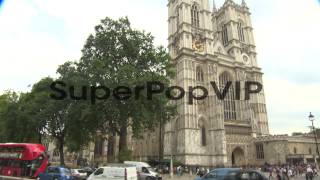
[254,134,316,143]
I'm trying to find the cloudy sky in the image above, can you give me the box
[0,0,319,135]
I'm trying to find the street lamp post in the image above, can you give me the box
[309,112,320,167]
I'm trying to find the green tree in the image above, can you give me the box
[0,91,19,142]
[28,76,92,166]
[56,61,98,153]
[78,17,176,161]
[29,62,99,165]
[0,91,40,143]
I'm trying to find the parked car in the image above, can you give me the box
[124,161,161,180]
[71,169,87,180]
[82,167,95,177]
[38,166,74,180]
[87,164,137,180]
[195,168,268,180]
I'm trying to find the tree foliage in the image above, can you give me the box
[78,16,176,155]
[0,91,40,143]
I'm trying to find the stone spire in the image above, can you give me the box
[212,0,217,13]
[241,0,247,7]
[223,0,233,6]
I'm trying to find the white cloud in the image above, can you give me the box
[252,0,320,78]
[0,0,167,92]
[0,31,70,91]
[0,0,38,30]
[264,77,320,134]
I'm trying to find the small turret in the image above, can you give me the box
[212,0,217,13]
[241,0,247,7]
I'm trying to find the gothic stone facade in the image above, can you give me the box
[255,134,320,166]
[163,0,269,167]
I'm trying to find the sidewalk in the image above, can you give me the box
[161,174,196,180]
[0,176,32,180]
[160,173,320,180]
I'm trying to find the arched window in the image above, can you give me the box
[219,72,236,120]
[199,118,207,146]
[172,118,179,153]
[309,148,312,154]
[294,147,297,154]
[196,66,204,82]
[94,137,104,156]
[191,4,200,27]
[222,24,228,46]
[201,126,207,146]
[176,7,180,31]
[237,22,245,42]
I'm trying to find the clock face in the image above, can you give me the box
[192,39,204,52]
[243,55,250,65]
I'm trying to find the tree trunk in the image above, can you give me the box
[58,137,65,166]
[107,133,115,163]
[118,125,127,153]
[159,121,163,161]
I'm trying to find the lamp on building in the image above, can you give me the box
[309,112,320,165]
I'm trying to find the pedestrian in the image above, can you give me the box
[306,165,314,180]
[177,166,181,176]
[196,167,200,176]
[268,167,273,179]
[313,167,317,177]
[276,170,282,180]
[165,165,169,174]
[288,168,293,178]
[283,167,289,180]
[200,167,205,177]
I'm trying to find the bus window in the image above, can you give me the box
[30,154,45,176]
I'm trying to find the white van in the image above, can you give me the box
[124,161,161,180]
[87,164,137,180]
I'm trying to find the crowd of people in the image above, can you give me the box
[170,163,320,180]
[266,164,318,180]
[165,165,210,176]
[156,163,320,180]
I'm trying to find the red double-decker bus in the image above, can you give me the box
[0,143,49,178]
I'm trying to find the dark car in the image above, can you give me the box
[195,168,268,180]
[82,167,95,177]
[38,166,74,180]
[235,170,268,180]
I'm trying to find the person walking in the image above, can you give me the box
[275,169,282,180]
[312,167,317,177]
[268,167,273,179]
[177,166,181,176]
[196,167,200,176]
[288,168,293,178]
[306,165,314,180]
[283,167,289,180]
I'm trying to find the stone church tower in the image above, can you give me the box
[164,0,269,167]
